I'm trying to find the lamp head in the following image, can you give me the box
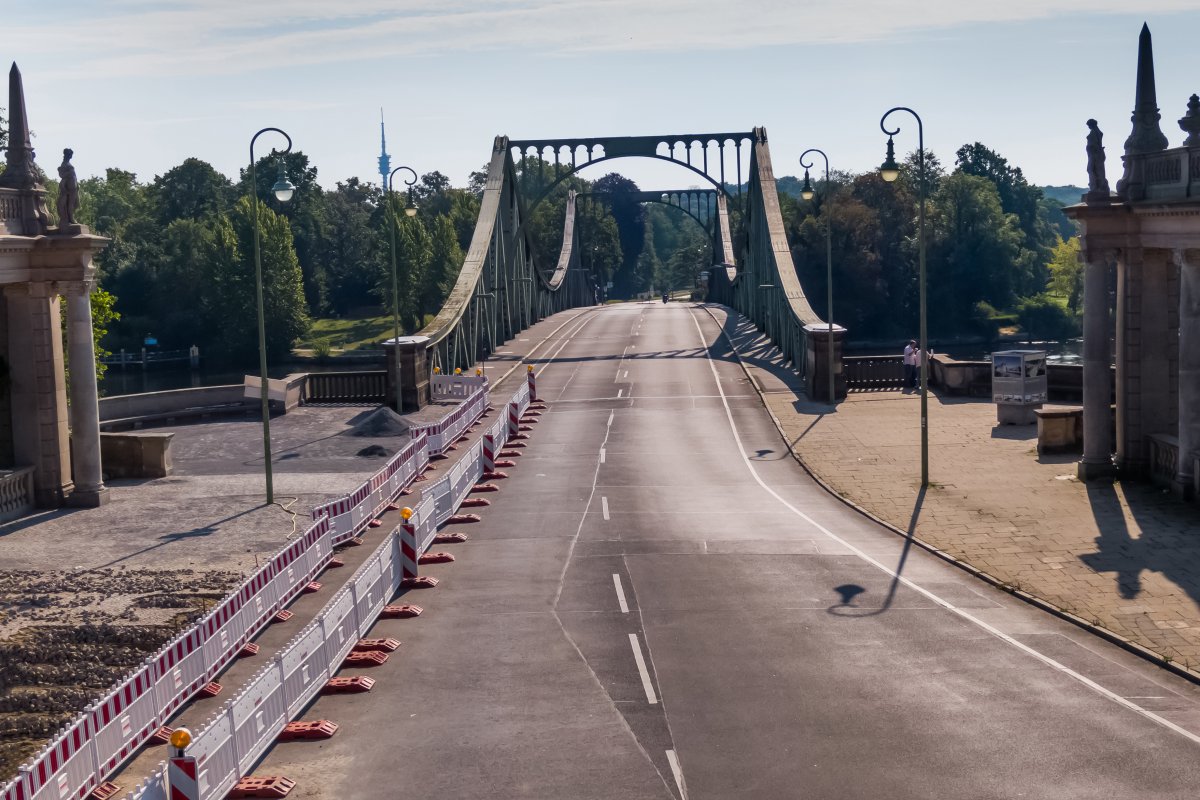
[879,136,901,183]
[404,190,417,217]
[271,158,296,202]
[800,169,815,201]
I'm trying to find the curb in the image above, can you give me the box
[699,303,1200,687]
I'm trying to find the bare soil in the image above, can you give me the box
[0,568,240,781]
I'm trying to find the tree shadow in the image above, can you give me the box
[828,485,927,617]
[93,505,265,569]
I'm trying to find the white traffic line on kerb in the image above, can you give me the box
[601,496,610,520]
[666,750,687,799]
[629,633,658,704]
[612,573,629,613]
[687,308,1200,750]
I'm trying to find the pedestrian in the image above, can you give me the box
[903,339,917,390]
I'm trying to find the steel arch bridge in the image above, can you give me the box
[414,127,840,400]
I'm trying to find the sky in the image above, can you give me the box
[4,1,1200,193]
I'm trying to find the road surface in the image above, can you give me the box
[258,302,1200,799]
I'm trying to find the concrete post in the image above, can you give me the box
[803,323,847,402]
[382,335,430,412]
[66,286,107,506]
[1175,249,1200,498]
[1079,250,1115,480]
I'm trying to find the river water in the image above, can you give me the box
[98,362,382,397]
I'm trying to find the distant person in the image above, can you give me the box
[903,340,917,389]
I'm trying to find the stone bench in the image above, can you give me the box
[100,432,175,479]
[1036,406,1083,455]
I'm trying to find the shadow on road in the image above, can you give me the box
[828,485,927,617]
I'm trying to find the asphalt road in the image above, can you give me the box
[258,302,1200,799]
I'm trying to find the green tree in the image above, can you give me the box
[926,172,1025,333]
[379,210,432,333]
[592,173,646,298]
[322,178,383,315]
[240,151,327,314]
[1046,235,1083,312]
[150,158,233,224]
[420,216,462,317]
[206,197,310,361]
[156,218,220,347]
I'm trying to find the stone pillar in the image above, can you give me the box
[1175,249,1200,498]
[383,335,431,412]
[4,283,72,505]
[1079,250,1115,480]
[1117,249,1174,475]
[803,323,847,402]
[65,284,107,506]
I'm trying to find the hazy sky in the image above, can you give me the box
[5,1,1200,192]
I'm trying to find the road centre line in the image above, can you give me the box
[602,496,610,520]
[687,308,1200,749]
[666,750,687,799]
[613,573,629,613]
[497,306,597,385]
[629,633,658,704]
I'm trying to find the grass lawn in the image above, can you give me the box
[302,314,436,353]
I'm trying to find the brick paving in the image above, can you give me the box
[711,306,1200,671]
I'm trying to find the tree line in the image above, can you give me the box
[779,142,1081,344]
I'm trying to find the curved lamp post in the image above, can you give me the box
[386,165,419,413]
[249,127,296,505]
[799,148,834,406]
[878,107,929,487]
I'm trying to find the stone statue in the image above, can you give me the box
[1085,120,1111,202]
[56,148,79,229]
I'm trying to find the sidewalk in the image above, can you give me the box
[709,306,1200,674]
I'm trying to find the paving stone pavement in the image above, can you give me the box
[710,306,1200,672]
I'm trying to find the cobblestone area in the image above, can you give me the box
[714,307,1200,672]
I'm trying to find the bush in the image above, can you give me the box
[311,339,333,361]
[1016,294,1080,341]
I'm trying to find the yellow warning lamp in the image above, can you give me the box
[433,367,441,374]
[475,368,483,377]
[454,368,462,375]
[527,365,534,373]
[169,727,192,749]
[400,507,414,521]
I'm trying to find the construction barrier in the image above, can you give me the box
[430,373,487,402]
[0,370,531,800]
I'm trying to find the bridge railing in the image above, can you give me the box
[844,355,906,390]
[304,371,387,405]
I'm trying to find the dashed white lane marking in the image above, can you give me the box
[602,496,610,520]
[617,389,624,398]
[629,633,658,704]
[607,410,615,427]
[666,750,687,798]
[600,448,607,464]
[687,309,1200,749]
[623,370,629,379]
[612,573,629,613]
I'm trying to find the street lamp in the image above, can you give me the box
[799,148,835,407]
[248,127,295,505]
[386,165,419,413]
[879,107,929,487]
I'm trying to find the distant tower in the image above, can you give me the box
[377,109,391,187]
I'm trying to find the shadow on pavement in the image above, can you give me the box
[828,485,927,617]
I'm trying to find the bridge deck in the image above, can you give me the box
[245,302,1200,799]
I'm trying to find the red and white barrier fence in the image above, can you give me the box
[0,369,533,800]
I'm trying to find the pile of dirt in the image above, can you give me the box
[0,567,241,780]
[348,407,410,438]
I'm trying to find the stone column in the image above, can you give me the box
[1175,249,1200,498]
[1079,249,1115,480]
[64,283,107,505]
[382,335,431,412]
[4,283,73,506]
[803,323,847,402]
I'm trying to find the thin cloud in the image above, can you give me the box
[10,0,1200,79]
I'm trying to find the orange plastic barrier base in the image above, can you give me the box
[228,775,296,798]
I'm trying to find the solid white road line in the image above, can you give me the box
[613,573,629,613]
[600,448,607,464]
[665,750,687,799]
[602,496,610,520]
[629,633,658,704]
[687,309,1200,749]
[607,410,615,427]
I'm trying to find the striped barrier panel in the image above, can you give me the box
[183,711,237,800]
[279,622,330,720]
[89,669,160,777]
[151,626,207,723]
[20,716,96,800]
[230,663,287,776]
